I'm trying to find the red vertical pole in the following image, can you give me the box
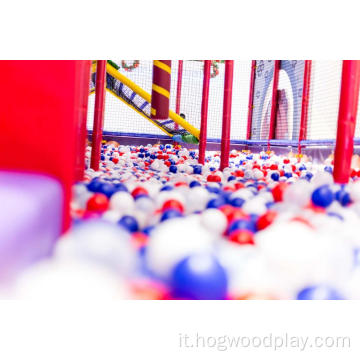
[151,60,172,120]
[175,61,183,114]
[267,60,281,150]
[333,60,360,184]
[220,60,234,171]
[90,60,107,171]
[198,60,211,165]
[246,60,256,140]
[75,61,91,181]
[175,60,183,130]
[298,60,312,154]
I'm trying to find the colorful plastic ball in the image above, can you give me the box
[98,182,117,198]
[297,285,344,300]
[311,185,334,208]
[160,209,183,222]
[256,210,277,230]
[131,186,148,199]
[193,165,202,174]
[169,165,177,173]
[227,218,256,235]
[189,180,201,188]
[200,208,228,235]
[87,179,103,193]
[230,197,245,208]
[86,193,109,212]
[170,254,228,300]
[118,215,139,233]
[206,197,226,209]
[160,185,173,192]
[271,182,288,202]
[228,230,255,245]
[110,191,134,213]
[162,199,184,213]
[114,183,128,192]
[335,189,351,206]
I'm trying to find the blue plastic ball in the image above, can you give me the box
[169,165,177,173]
[335,189,351,206]
[118,215,139,233]
[193,165,202,174]
[230,198,245,207]
[311,185,334,208]
[87,179,103,193]
[324,166,333,174]
[297,285,344,300]
[227,175,236,182]
[206,197,226,209]
[160,209,183,222]
[114,183,128,192]
[98,182,117,198]
[206,186,221,194]
[170,254,228,300]
[189,180,201,188]
[227,218,256,234]
[160,185,173,192]
[271,172,280,181]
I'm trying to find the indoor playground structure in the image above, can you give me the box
[2,59,360,299]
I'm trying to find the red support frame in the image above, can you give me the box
[267,60,281,151]
[90,60,107,171]
[333,60,360,184]
[298,60,312,154]
[198,60,211,165]
[220,60,234,171]
[75,61,92,181]
[0,60,91,231]
[246,60,257,140]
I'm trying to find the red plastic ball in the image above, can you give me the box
[162,199,184,213]
[207,174,221,182]
[228,230,255,245]
[234,170,245,177]
[256,210,277,230]
[219,205,248,223]
[131,186,148,198]
[86,193,109,212]
[271,182,288,202]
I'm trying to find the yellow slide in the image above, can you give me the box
[90,62,200,140]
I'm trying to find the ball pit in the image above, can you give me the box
[11,141,360,300]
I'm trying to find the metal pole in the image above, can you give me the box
[220,60,234,171]
[298,60,312,154]
[198,60,211,164]
[267,60,281,151]
[174,60,183,131]
[90,60,107,171]
[246,60,256,140]
[333,60,360,184]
